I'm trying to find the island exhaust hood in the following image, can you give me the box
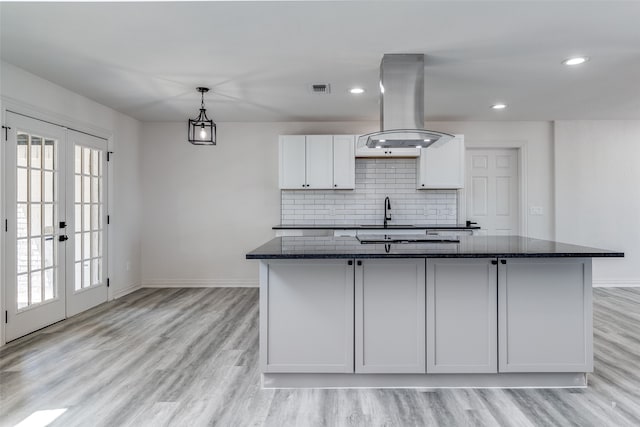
[358,54,454,149]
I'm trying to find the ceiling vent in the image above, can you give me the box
[310,83,331,94]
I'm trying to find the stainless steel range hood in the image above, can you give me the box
[359,54,454,149]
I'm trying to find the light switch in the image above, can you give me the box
[529,206,544,216]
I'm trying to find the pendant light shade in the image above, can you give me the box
[188,87,216,145]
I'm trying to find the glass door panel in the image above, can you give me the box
[65,130,108,317]
[5,113,66,341]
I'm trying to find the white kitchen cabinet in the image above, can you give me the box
[355,135,420,158]
[426,259,497,373]
[279,135,307,189]
[332,135,356,189]
[498,258,593,373]
[279,135,355,190]
[305,135,333,189]
[355,259,426,373]
[261,260,354,373]
[417,135,465,189]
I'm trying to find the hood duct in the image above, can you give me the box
[359,54,454,149]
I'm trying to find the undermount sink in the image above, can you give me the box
[357,235,460,244]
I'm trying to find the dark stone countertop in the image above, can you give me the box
[272,224,480,230]
[246,235,624,259]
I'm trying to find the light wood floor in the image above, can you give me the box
[1,287,639,427]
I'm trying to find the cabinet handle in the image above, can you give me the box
[348,260,353,265]
[301,184,305,188]
[421,184,425,187]
[334,184,337,187]
[491,260,498,265]
[357,260,362,266]
[501,260,507,265]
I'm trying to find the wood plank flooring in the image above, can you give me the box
[1,287,639,427]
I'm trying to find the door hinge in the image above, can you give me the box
[107,215,110,225]
[107,151,113,162]
[5,310,7,324]
[1,125,10,141]
[4,219,7,232]
[107,278,110,288]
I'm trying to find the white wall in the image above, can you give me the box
[428,121,555,240]
[0,61,143,337]
[555,121,640,286]
[141,120,553,286]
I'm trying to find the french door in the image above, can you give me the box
[4,112,108,341]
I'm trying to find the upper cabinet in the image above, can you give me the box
[279,135,355,190]
[279,135,307,189]
[417,135,465,189]
[332,135,356,189]
[305,135,334,189]
[355,136,420,158]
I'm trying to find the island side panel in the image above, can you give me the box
[355,259,426,374]
[260,259,355,373]
[498,258,593,373]
[426,258,498,373]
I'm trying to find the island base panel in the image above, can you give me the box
[263,373,588,389]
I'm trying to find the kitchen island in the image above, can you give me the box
[246,235,623,389]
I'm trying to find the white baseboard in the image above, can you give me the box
[142,279,258,288]
[111,283,142,299]
[593,279,640,288]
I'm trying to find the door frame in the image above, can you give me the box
[1,97,114,346]
[459,140,528,236]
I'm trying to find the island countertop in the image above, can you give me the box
[272,223,480,230]
[246,235,624,259]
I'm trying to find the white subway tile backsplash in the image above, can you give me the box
[281,158,458,225]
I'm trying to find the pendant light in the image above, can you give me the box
[188,87,216,145]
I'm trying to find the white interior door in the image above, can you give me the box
[465,148,520,236]
[66,130,108,317]
[4,113,67,341]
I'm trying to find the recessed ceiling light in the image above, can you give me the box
[416,145,422,149]
[379,139,386,143]
[423,139,431,142]
[563,56,589,66]
[375,146,382,149]
[491,103,507,110]
[349,87,365,94]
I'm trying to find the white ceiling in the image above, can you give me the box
[2,1,640,122]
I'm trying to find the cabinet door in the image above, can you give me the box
[355,259,426,373]
[332,135,355,189]
[498,258,593,373]
[279,135,306,189]
[262,260,354,373]
[354,136,420,158]
[305,135,333,189]
[386,147,421,157]
[417,135,465,189]
[426,259,497,373]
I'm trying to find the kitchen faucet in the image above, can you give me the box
[384,196,392,228]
